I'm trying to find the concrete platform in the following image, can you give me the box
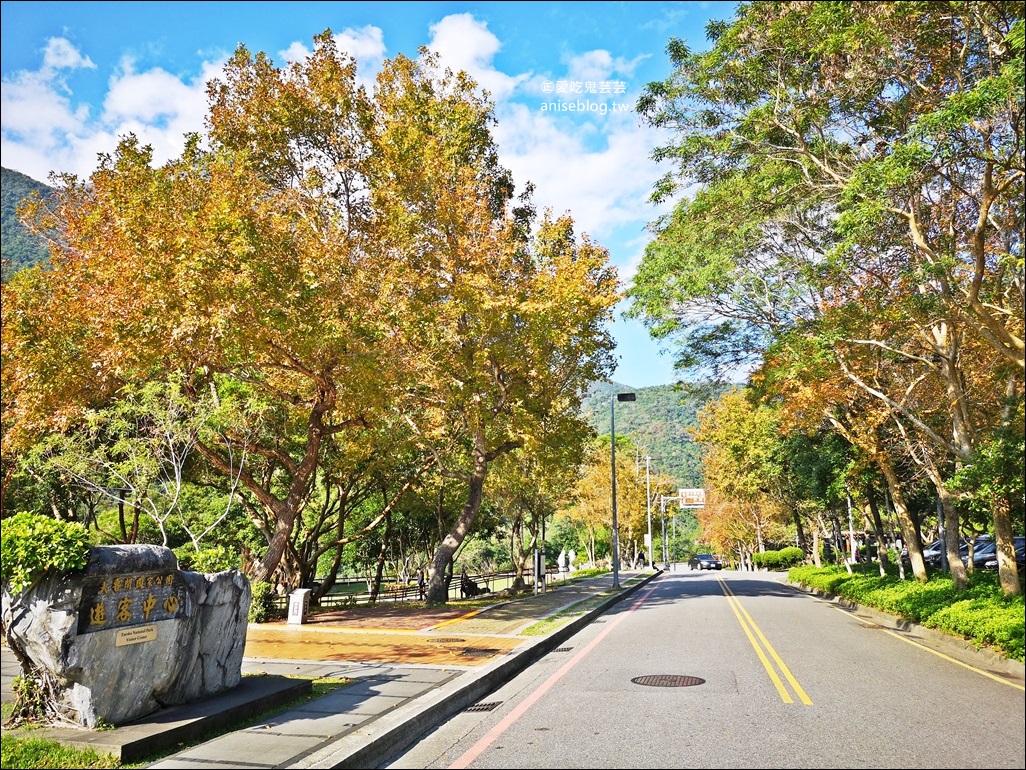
[0,673,311,764]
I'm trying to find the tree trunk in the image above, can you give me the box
[992,376,1022,597]
[425,437,488,604]
[793,508,809,559]
[198,398,339,584]
[938,486,968,590]
[369,511,391,603]
[877,452,928,582]
[992,494,1021,597]
[864,486,889,576]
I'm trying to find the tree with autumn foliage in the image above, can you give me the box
[1,34,618,600]
[690,389,791,567]
[358,50,619,602]
[558,434,663,570]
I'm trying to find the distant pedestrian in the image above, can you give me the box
[418,568,427,600]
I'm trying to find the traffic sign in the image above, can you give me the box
[679,488,705,508]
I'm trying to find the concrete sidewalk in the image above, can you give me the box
[2,571,654,769]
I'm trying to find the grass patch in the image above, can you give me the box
[1,737,122,770]
[521,592,613,636]
[520,575,640,636]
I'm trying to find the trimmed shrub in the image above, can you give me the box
[753,547,805,570]
[788,563,1025,662]
[777,547,804,568]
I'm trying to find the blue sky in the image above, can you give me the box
[1,1,740,388]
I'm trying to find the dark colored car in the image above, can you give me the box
[689,553,723,570]
[982,537,1026,571]
[921,536,991,568]
[967,540,997,569]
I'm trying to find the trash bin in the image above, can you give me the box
[287,588,312,625]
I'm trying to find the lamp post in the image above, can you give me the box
[644,456,653,570]
[610,392,635,588]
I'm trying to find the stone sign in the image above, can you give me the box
[2,544,251,728]
[76,570,189,635]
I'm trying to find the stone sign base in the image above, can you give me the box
[2,544,251,728]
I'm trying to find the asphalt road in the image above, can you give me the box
[381,569,1026,769]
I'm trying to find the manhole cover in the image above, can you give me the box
[631,675,706,687]
[427,637,466,644]
[462,648,501,657]
[465,701,502,712]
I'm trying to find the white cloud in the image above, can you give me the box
[103,59,206,125]
[0,36,227,180]
[1,38,99,180]
[426,14,529,100]
[332,26,387,68]
[492,103,667,253]
[40,37,96,75]
[563,49,646,83]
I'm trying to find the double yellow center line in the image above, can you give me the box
[720,578,813,705]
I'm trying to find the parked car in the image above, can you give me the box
[921,536,991,568]
[689,553,723,570]
[915,538,958,567]
[968,540,997,568]
[982,537,1026,571]
[915,538,943,565]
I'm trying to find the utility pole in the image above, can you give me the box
[659,494,676,569]
[610,393,635,588]
[645,456,653,569]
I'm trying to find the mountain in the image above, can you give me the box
[580,381,732,489]
[2,166,52,282]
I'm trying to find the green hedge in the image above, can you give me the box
[753,546,805,570]
[249,581,279,623]
[173,544,240,573]
[788,563,1025,662]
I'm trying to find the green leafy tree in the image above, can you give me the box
[629,1,1024,593]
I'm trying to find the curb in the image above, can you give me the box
[789,582,1026,682]
[292,573,658,769]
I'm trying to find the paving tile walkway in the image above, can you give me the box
[2,572,641,769]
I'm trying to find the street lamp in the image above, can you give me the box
[610,392,635,588]
[644,455,652,570]
[659,494,676,569]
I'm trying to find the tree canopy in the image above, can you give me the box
[1,33,619,598]
[629,1,1024,594]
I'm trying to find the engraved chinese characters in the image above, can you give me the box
[78,570,188,634]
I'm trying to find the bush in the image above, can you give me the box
[753,547,805,570]
[248,581,277,623]
[173,544,240,573]
[777,547,804,568]
[0,512,91,594]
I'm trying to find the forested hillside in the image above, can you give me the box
[1,166,51,282]
[581,381,731,489]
